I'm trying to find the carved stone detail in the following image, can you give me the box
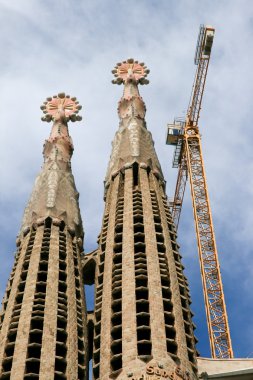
[19,93,83,237]
[128,118,140,157]
[105,62,163,182]
[47,166,59,208]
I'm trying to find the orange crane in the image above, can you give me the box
[166,25,233,359]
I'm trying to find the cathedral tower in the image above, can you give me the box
[91,59,198,379]
[0,94,88,380]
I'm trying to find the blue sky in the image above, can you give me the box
[1,0,253,362]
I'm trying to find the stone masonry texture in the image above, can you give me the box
[0,74,200,380]
[91,60,199,380]
[0,95,88,380]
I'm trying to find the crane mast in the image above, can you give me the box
[166,25,234,359]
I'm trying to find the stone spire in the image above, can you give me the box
[105,58,163,187]
[20,93,83,239]
[92,60,198,380]
[0,93,88,380]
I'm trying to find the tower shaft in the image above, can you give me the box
[94,167,198,379]
[0,94,88,380]
[92,59,198,379]
[0,222,87,380]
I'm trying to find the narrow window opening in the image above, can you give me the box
[111,313,122,326]
[29,331,42,344]
[136,288,148,300]
[28,345,41,359]
[112,301,121,313]
[111,326,122,341]
[167,340,177,354]
[133,162,139,187]
[56,343,67,357]
[136,302,149,313]
[78,366,86,379]
[134,245,145,253]
[137,314,150,326]
[5,344,14,357]
[25,360,40,375]
[2,359,12,372]
[165,326,176,339]
[136,278,148,288]
[30,318,44,331]
[59,221,65,231]
[137,342,152,356]
[56,329,67,343]
[45,217,52,228]
[110,356,122,372]
[137,328,151,341]
[111,341,122,355]
[54,357,66,373]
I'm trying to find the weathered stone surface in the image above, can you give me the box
[92,60,198,380]
[0,94,88,380]
[105,59,163,185]
[20,94,83,239]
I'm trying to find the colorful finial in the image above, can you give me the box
[112,58,150,85]
[40,92,82,123]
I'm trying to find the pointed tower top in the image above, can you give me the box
[19,93,84,238]
[105,58,163,186]
[40,93,82,163]
[40,92,82,123]
[111,58,150,85]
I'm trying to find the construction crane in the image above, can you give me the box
[166,25,234,359]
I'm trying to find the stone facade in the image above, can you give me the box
[0,65,206,380]
[0,94,88,380]
[91,59,198,380]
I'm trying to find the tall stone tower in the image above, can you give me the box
[0,94,88,380]
[91,59,198,380]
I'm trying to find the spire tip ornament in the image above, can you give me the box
[40,93,82,123]
[112,58,150,85]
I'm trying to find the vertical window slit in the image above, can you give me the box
[161,195,197,370]
[150,190,178,361]
[133,162,139,188]
[72,240,86,380]
[93,212,109,380]
[54,230,67,378]
[25,220,52,377]
[110,179,124,376]
[1,229,36,378]
[133,189,152,361]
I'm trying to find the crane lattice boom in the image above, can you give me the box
[166,25,233,359]
[186,129,233,358]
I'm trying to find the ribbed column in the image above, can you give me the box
[100,175,120,379]
[0,233,30,376]
[92,185,113,379]
[9,227,43,379]
[155,179,198,375]
[0,93,88,380]
[72,238,88,379]
[122,169,137,366]
[66,232,78,379]
[155,180,189,363]
[39,224,59,379]
[139,168,167,358]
